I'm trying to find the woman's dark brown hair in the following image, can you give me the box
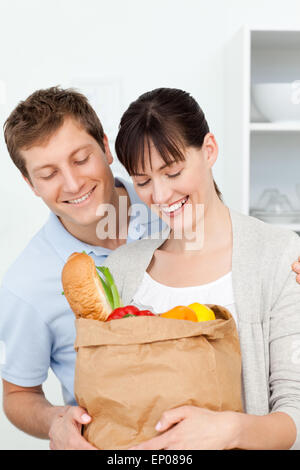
[115,87,222,200]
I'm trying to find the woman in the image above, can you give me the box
[105,88,300,450]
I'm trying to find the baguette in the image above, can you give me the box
[62,252,112,321]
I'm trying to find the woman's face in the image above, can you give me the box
[131,133,218,235]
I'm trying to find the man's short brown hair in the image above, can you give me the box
[3,86,105,181]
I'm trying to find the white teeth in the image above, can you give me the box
[67,188,93,204]
[161,197,188,214]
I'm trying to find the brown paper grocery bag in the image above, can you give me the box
[74,305,243,450]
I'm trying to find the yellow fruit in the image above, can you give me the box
[187,303,216,322]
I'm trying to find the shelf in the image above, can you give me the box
[250,122,300,132]
[223,27,300,217]
[251,30,300,50]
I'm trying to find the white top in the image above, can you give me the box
[132,271,238,327]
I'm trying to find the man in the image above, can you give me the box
[0,87,164,450]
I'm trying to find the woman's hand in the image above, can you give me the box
[129,406,238,450]
[292,257,300,284]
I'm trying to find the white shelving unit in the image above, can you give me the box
[250,122,300,132]
[223,27,300,233]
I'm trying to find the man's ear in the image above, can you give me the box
[22,174,41,197]
[102,134,113,165]
[202,133,218,169]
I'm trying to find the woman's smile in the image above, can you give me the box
[159,195,189,217]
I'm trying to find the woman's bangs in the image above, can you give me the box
[123,128,148,176]
[127,126,186,176]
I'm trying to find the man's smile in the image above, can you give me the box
[63,185,96,205]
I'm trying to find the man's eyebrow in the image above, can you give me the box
[134,161,176,176]
[33,145,92,173]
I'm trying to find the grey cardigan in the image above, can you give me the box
[105,209,300,449]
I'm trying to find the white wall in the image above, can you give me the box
[0,0,300,450]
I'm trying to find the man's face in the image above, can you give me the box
[22,117,115,230]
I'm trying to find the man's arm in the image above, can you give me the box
[3,379,66,438]
[2,380,96,449]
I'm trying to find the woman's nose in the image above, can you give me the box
[152,181,172,205]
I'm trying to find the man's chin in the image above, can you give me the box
[56,211,98,229]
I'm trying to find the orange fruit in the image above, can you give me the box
[160,306,198,322]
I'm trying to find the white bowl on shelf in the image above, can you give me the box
[252,83,300,123]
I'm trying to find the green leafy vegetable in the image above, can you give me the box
[97,273,114,310]
[96,266,122,310]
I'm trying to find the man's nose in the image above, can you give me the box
[62,168,83,194]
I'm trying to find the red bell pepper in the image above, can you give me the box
[106,306,155,321]
[106,305,140,321]
[135,310,155,317]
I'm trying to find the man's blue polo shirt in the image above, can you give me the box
[0,177,165,406]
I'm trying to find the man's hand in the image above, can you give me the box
[48,406,97,450]
[129,406,237,450]
[292,257,300,284]
[2,380,97,450]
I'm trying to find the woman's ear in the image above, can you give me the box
[202,133,218,169]
[103,134,114,165]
